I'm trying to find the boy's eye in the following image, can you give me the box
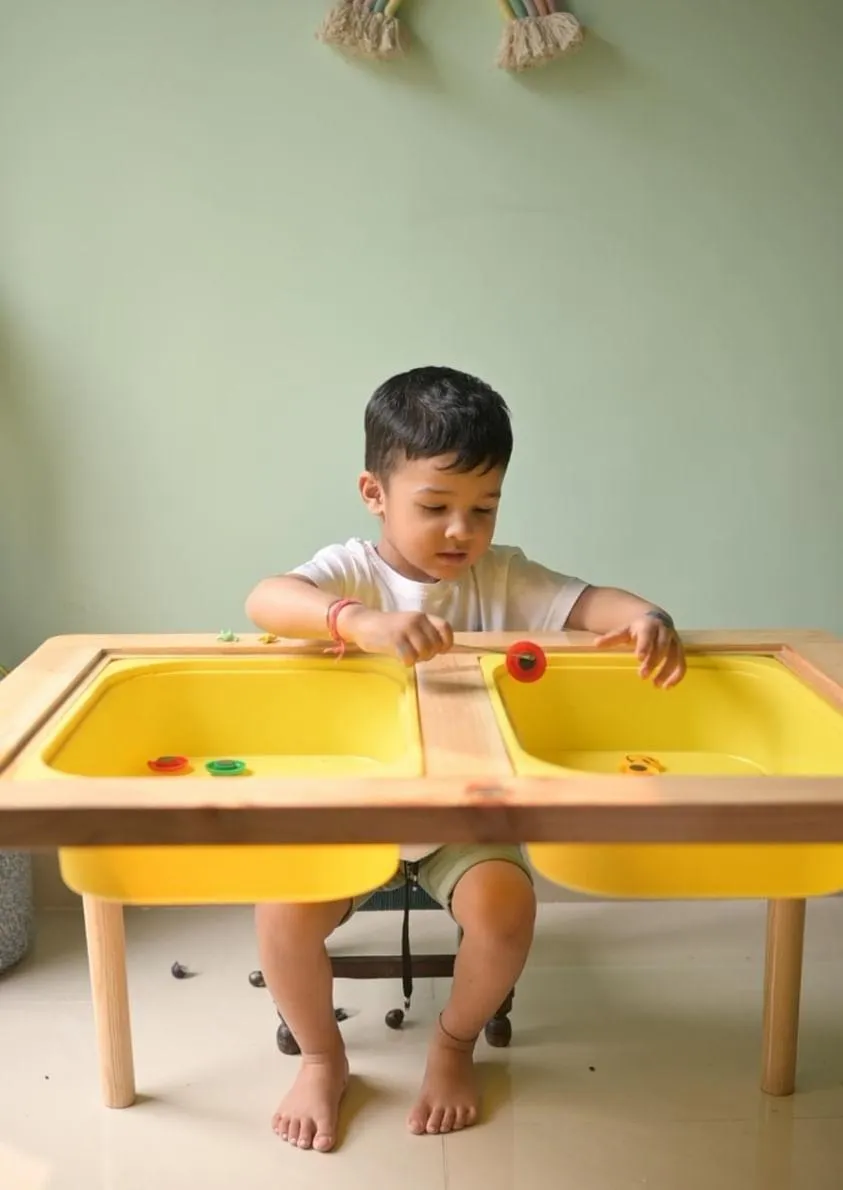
[419,505,497,516]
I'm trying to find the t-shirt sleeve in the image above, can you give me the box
[288,543,355,599]
[501,548,590,631]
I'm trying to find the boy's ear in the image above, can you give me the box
[358,471,386,516]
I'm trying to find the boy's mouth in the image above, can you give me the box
[436,551,469,563]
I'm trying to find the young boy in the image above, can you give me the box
[246,366,686,1153]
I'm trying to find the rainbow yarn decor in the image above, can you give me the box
[495,0,583,71]
[317,0,408,60]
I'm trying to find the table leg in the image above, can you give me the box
[760,898,806,1097]
[82,895,136,1108]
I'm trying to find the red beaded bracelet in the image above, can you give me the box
[326,598,362,657]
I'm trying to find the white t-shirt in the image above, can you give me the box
[291,538,589,862]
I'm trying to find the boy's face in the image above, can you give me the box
[359,454,505,583]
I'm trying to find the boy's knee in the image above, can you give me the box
[255,899,350,946]
[451,861,536,943]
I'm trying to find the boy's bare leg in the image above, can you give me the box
[408,862,536,1136]
[256,900,351,1153]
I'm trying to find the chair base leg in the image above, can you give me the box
[484,990,514,1048]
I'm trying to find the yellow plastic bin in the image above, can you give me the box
[15,655,423,905]
[481,652,843,899]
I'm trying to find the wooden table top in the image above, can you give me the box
[2,630,843,848]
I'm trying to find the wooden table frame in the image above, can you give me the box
[3,628,843,1109]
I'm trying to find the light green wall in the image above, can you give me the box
[2,0,842,665]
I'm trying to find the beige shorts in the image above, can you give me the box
[344,843,533,922]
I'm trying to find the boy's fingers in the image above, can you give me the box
[409,627,438,662]
[430,616,454,651]
[648,636,687,688]
[395,638,418,665]
[636,623,659,663]
[638,624,666,677]
[422,621,448,657]
[653,641,678,688]
[594,628,631,648]
[659,643,687,689]
[420,617,451,660]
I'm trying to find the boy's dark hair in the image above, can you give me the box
[364,366,513,477]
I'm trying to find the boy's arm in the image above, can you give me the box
[565,585,665,634]
[244,575,452,662]
[245,575,356,640]
[567,585,685,689]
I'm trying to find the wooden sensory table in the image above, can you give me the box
[2,629,843,1110]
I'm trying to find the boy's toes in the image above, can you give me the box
[407,1104,428,1135]
[451,1107,468,1131]
[297,1119,316,1150]
[271,1053,348,1153]
[426,1106,445,1135]
[313,1128,336,1153]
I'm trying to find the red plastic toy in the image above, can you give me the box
[505,640,547,683]
[147,755,189,775]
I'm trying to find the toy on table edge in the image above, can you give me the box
[214,631,549,683]
[505,639,547,682]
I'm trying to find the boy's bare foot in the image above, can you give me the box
[408,1021,479,1136]
[272,1052,349,1152]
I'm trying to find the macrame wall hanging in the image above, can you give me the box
[495,0,583,71]
[316,0,584,70]
[317,0,408,60]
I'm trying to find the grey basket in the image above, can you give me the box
[0,851,34,972]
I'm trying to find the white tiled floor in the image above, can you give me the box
[2,900,843,1189]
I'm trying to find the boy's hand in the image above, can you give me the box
[594,612,686,689]
[339,607,454,666]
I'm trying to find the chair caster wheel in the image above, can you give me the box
[276,1023,301,1056]
[484,1016,512,1048]
[385,1008,405,1030]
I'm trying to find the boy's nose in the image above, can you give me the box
[445,521,471,542]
